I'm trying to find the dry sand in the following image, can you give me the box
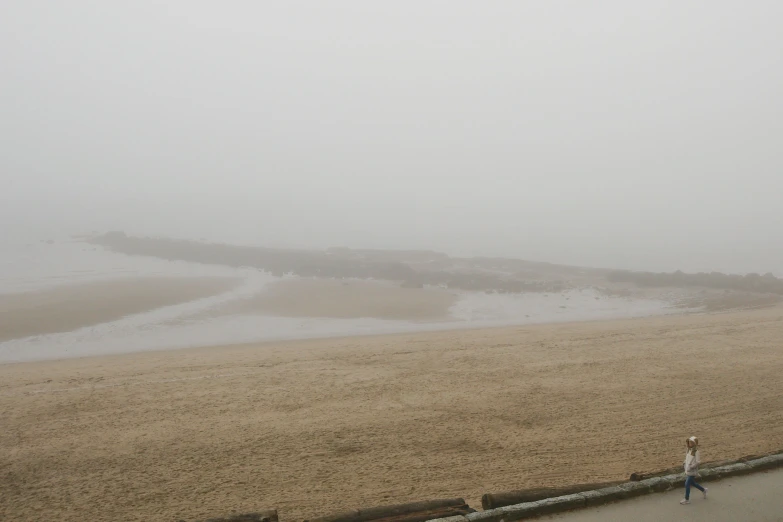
[209,278,458,321]
[0,277,239,342]
[2,308,783,522]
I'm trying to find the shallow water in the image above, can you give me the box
[0,238,677,363]
[0,236,243,293]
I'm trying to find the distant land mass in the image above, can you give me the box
[88,232,783,306]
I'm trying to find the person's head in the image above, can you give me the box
[686,436,699,452]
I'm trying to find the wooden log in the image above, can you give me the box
[359,499,468,521]
[307,499,469,522]
[372,505,474,522]
[481,482,623,510]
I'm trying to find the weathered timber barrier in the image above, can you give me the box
[183,451,783,522]
[304,498,475,522]
[435,451,783,522]
[481,482,624,510]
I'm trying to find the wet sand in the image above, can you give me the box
[207,278,458,321]
[0,277,239,342]
[2,308,782,522]
[0,275,678,363]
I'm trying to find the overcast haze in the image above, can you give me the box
[2,1,782,273]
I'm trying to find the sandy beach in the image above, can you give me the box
[202,278,458,321]
[2,307,782,521]
[0,277,239,343]
[6,2,783,520]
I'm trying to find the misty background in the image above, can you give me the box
[2,1,781,274]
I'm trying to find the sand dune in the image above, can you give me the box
[0,277,239,342]
[1,308,782,522]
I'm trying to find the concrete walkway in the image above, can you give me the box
[549,468,783,521]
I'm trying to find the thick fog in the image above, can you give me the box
[2,1,782,273]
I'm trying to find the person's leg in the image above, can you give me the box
[691,479,705,493]
[684,476,693,500]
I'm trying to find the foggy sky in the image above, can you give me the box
[2,1,782,273]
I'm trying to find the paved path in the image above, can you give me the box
[549,468,783,521]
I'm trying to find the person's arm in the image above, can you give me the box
[685,452,698,472]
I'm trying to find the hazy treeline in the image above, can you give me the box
[607,269,783,294]
[92,233,783,296]
[91,232,566,293]
[94,232,416,280]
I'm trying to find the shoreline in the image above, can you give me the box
[0,276,241,343]
[3,236,778,365]
[0,276,681,364]
[0,303,698,367]
[5,296,775,368]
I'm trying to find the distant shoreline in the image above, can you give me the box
[2,233,781,363]
[89,231,783,296]
[0,275,679,364]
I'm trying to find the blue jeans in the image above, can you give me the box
[685,475,704,500]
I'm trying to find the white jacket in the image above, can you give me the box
[684,449,701,476]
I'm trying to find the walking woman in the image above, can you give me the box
[681,436,708,505]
